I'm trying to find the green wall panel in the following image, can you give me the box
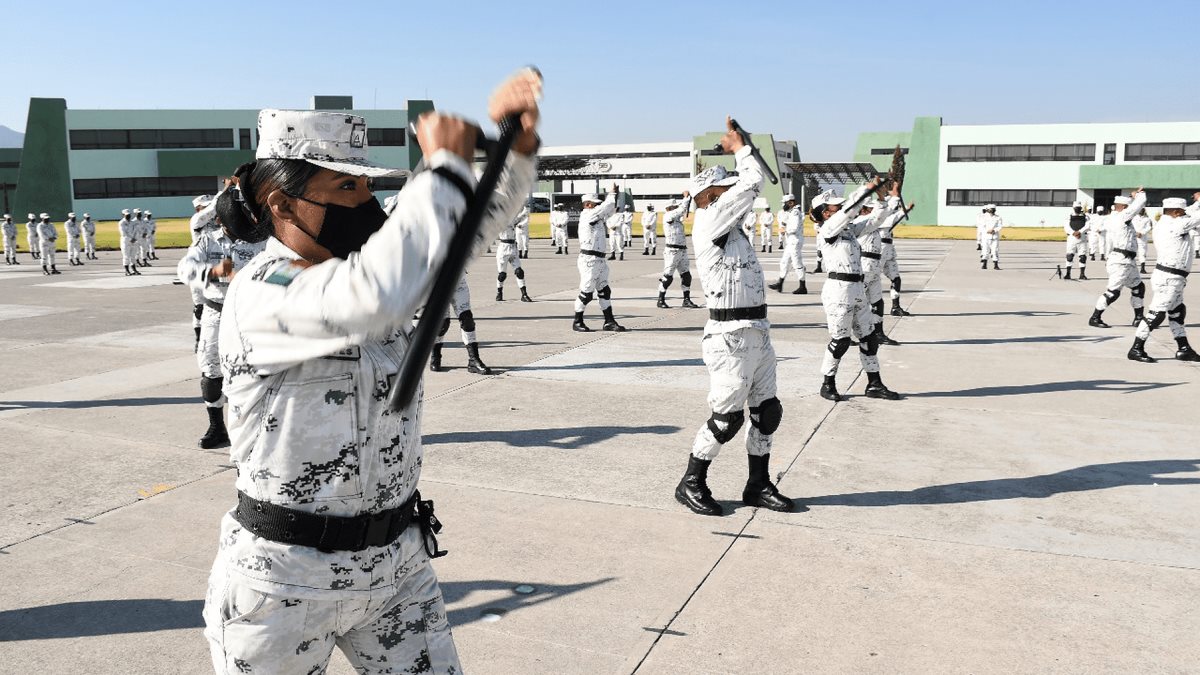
[406,100,435,170]
[13,98,72,219]
[158,149,254,177]
[903,116,941,225]
[1079,164,1200,189]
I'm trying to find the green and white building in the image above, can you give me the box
[8,96,432,221]
[853,117,1200,227]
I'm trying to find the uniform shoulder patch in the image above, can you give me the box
[263,259,310,286]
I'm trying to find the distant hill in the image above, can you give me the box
[0,125,24,148]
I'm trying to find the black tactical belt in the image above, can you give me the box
[709,304,768,321]
[666,244,687,250]
[1156,264,1189,277]
[1112,248,1137,259]
[580,249,605,257]
[235,489,444,555]
[861,251,882,260]
[498,238,517,244]
[881,238,894,244]
[204,299,224,312]
[827,272,865,283]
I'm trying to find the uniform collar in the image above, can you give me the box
[265,236,303,261]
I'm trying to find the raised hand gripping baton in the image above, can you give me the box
[387,68,541,412]
[711,119,778,185]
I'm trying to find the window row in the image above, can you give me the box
[73,176,217,199]
[946,189,1077,207]
[870,148,909,155]
[367,128,407,147]
[947,144,1095,162]
[1125,142,1200,161]
[70,128,234,150]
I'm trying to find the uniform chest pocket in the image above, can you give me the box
[253,373,363,504]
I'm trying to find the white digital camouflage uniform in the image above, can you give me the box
[879,208,902,300]
[514,205,530,256]
[758,208,774,252]
[36,216,58,270]
[691,146,774,460]
[575,193,618,316]
[495,207,527,297]
[64,214,81,264]
[1064,207,1090,276]
[189,196,220,342]
[858,206,905,320]
[25,215,38,260]
[137,212,152,264]
[81,216,97,259]
[641,207,657,253]
[977,210,1003,264]
[118,212,137,269]
[819,188,900,377]
[550,206,569,251]
[145,212,157,258]
[658,196,694,304]
[606,210,624,257]
[1093,193,1148,320]
[202,111,534,674]
[2,215,17,264]
[1132,212,1153,265]
[1134,199,1200,342]
[1089,211,1108,259]
[621,207,634,247]
[776,204,805,285]
[437,272,478,348]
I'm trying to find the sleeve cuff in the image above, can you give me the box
[734,145,753,161]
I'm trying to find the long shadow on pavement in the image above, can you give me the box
[904,335,1120,346]
[425,425,681,450]
[441,577,615,628]
[915,311,1070,318]
[0,599,203,641]
[804,459,1200,507]
[910,379,1183,397]
[0,396,195,411]
[514,358,703,371]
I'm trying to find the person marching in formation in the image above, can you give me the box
[606,202,625,260]
[177,190,267,448]
[1127,193,1200,363]
[200,71,539,674]
[550,202,569,254]
[431,270,493,375]
[675,118,793,517]
[137,209,154,266]
[975,206,985,252]
[188,195,219,350]
[621,203,634,248]
[118,209,140,275]
[813,177,903,402]
[2,214,18,265]
[1063,201,1090,280]
[514,202,530,258]
[25,213,38,261]
[1089,205,1107,261]
[767,193,807,294]
[881,199,911,316]
[145,210,158,260]
[1132,208,1153,274]
[641,203,657,255]
[758,204,774,253]
[857,198,908,346]
[64,212,83,266]
[977,203,1002,269]
[495,206,533,302]
[656,192,699,309]
[574,185,627,332]
[81,213,97,260]
[1089,189,1148,328]
[36,213,60,275]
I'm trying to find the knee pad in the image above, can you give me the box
[749,397,782,435]
[458,310,476,333]
[1168,304,1186,324]
[1131,282,1146,299]
[200,376,224,404]
[193,304,204,321]
[597,286,612,300]
[578,291,594,305]
[1104,289,1121,305]
[827,337,852,358]
[859,332,880,356]
[438,317,452,337]
[1066,253,1074,262]
[892,276,902,292]
[1146,311,1167,330]
[497,271,507,283]
[514,267,524,280]
[659,274,673,289]
[680,271,692,287]
[706,409,745,444]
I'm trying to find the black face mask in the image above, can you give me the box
[293,195,389,259]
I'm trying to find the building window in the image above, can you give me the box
[1103,143,1116,165]
[69,129,234,150]
[239,128,252,150]
[946,189,1077,207]
[368,176,408,191]
[871,148,909,155]
[1124,142,1200,161]
[0,161,19,169]
[947,144,1096,162]
[72,176,216,199]
[367,128,407,147]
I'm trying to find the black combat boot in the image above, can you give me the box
[465,343,493,374]
[194,326,202,353]
[429,344,443,372]
[572,312,591,332]
[675,455,723,516]
[642,248,649,256]
[1131,308,1144,327]
[976,243,981,251]
[124,265,132,276]
[50,265,60,275]
[980,259,987,270]
[1140,262,1147,274]
[650,247,655,255]
[819,375,842,402]
[556,246,563,255]
[875,323,901,346]
[742,454,794,512]
[495,288,504,301]
[619,251,624,261]
[1090,253,1096,261]
[199,407,231,449]
[767,279,784,293]
[864,371,902,400]
[601,307,627,332]
[1175,338,1200,362]
[680,292,699,309]
[520,288,533,303]
[761,245,766,253]
[992,260,1000,270]
[42,265,50,275]
[607,252,616,260]
[1127,338,1155,363]
[792,280,808,295]
[1079,267,1088,280]
[891,299,910,316]
[656,293,670,309]
[1100,253,1106,261]
[1064,267,1073,280]
[814,261,824,274]
[132,265,142,275]
[1088,309,1110,328]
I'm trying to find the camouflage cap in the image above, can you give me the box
[256,109,407,178]
[1163,197,1187,209]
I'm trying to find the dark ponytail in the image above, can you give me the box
[217,159,322,243]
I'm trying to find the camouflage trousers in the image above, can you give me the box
[691,327,777,461]
[820,280,879,376]
[203,557,460,675]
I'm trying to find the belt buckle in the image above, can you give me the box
[360,511,392,550]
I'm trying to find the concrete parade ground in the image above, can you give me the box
[0,237,1196,674]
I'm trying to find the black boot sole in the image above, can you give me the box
[742,491,795,512]
[864,387,902,400]
[819,389,843,402]
[198,435,231,449]
[675,485,724,516]
[1088,319,1110,328]
[572,324,591,332]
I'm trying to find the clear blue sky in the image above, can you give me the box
[3,0,1196,160]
